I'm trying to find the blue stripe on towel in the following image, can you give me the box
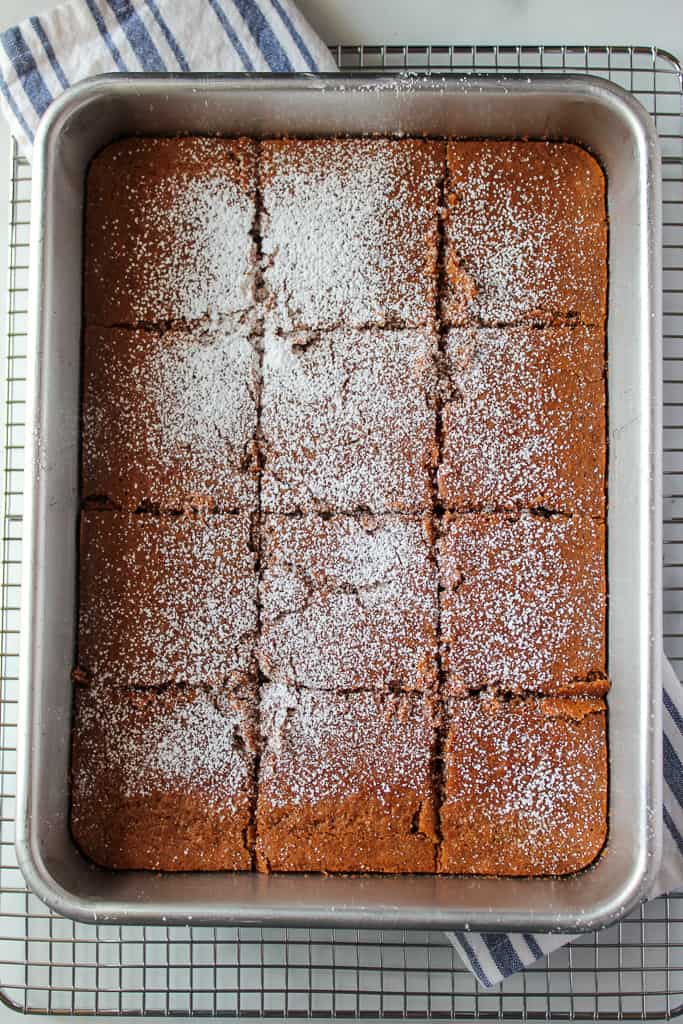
[29,17,69,89]
[523,933,545,960]
[83,0,127,70]
[664,732,683,809]
[105,0,166,70]
[453,933,490,987]
[206,0,254,70]
[665,686,683,735]
[230,0,293,70]
[481,933,524,977]
[0,73,33,141]
[0,27,52,117]
[664,805,683,855]
[268,0,316,70]
[143,0,190,71]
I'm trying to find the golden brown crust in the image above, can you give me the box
[439,512,607,697]
[439,693,608,875]
[85,136,257,326]
[442,141,607,326]
[255,687,440,873]
[71,682,258,871]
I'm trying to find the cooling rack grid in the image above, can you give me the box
[0,43,681,1020]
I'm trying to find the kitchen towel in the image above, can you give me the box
[450,654,683,987]
[0,0,337,157]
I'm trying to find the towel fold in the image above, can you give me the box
[0,0,337,156]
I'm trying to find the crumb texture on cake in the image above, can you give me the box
[261,327,438,513]
[74,135,609,877]
[256,685,439,873]
[71,682,258,871]
[259,514,439,693]
[439,692,608,875]
[82,323,259,511]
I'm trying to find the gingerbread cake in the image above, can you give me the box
[82,322,259,511]
[261,327,439,513]
[438,324,606,515]
[442,141,607,326]
[77,511,258,690]
[256,685,439,873]
[71,681,258,870]
[439,693,607,875]
[259,514,439,693]
[84,136,257,325]
[260,138,444,331]
[439,512,607,697]
[73,134,609,878]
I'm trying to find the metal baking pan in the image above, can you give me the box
[16,72,662,931]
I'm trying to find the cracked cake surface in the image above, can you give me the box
[74,134,609,877]
[82,322,259,512]
[85,136,257,325]
[261,326,438,513]
[442,141,607,326]
[439,512,607,697]
[256,684,440,873]
[260,138,444,331]
[439,692,608,875]
[77,511,258,690]
[438,324,606,515]
[71,681,258,871]
[259,514,439,693]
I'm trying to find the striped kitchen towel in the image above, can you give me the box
[449,655,683,987]
[0,0,337,157]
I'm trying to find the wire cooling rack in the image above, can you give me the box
[0,43,680,1021]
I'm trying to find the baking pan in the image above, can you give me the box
[16,72,662,931]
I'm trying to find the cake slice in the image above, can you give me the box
[261,327,438,513]
[256,685,439,873]
[259,514,439,693]
[71,681,257,870]
[442,141,607,326]
[439,693,608,875]
[439,512,607,696]
[77,511,258,689]
[85,136,257,325]
[261,138,444,331]
[82,322,259,512]
[438,324,606,515]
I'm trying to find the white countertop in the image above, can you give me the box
[0,1,679,1021]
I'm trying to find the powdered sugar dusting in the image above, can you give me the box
[73,683,256,810]
[261,327,438,512]
[258,683,436,808]
[439,512,606,694]
[259,514,438,692]
[82,323,259,509]
[443,141,607,326]
[261,139,443,331]
[441,693,607,874]
[438,325,606,514]
[86,137,256,324]
[78,512,258,688]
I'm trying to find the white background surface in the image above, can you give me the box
[0,0,680,1021]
